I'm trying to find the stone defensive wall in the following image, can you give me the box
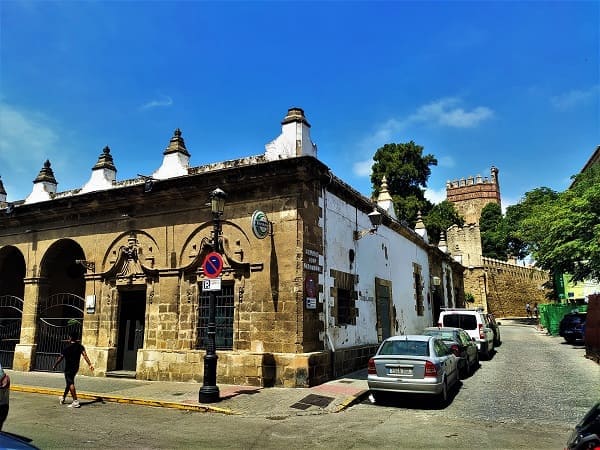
[481,257,551,317]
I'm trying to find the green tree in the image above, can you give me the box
[480,202,508,260]
[504,187,559,259]
[519,165,600,282]
[423,200,464,245]
[371,141,438,226]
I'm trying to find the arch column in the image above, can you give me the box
[13,277,47,371]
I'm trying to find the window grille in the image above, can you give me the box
[337,287,352,325]
[414,271,425,316]
[196,283,234,350]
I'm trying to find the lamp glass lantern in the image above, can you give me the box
[210,188,227,215]
[367,209,382,229]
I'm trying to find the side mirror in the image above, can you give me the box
[497,321,501,326]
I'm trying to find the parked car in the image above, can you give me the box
[559,312,587,344]
[0,433,39,450]
[422,326,479,378]
[437,308,495,359]
[367,335,459,405]
[566,402,600,450]
[486,314,502,347]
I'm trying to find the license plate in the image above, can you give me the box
[388,367,411,375]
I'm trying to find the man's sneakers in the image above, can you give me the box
[60,396,81,408]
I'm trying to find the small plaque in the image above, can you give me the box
[202,278,222,291]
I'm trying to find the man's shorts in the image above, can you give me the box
[64,371,77,385]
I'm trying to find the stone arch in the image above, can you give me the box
[0,245,26,368]
[39,239,86,298]
[180,220,253,270]
[0,245,26,298]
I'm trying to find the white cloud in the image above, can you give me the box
[140,95,173,110]
[501,196,519,214]
[0,103,59,179]
[353,159,373,177]
[551,85,599,110]
[409,98,493,128]
[424,187,447,204]
[0,103,84,202]
[352,97,493,178]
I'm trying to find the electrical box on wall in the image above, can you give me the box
[85,295,96,314]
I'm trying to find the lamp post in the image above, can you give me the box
[353,207,383,240]
[199,187,226,403]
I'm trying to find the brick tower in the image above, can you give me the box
[446,166,500,225]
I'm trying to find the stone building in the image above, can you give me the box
[445,167,550,316]
[0,108,463,387]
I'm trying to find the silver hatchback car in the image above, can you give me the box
[367,335,459,405]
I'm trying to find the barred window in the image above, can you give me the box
[414,269,425,316]
[337,287,352,325]
[196,283,234,350]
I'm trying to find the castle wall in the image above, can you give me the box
[462,258,550,316]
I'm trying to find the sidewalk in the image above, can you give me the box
[7,368,369,417]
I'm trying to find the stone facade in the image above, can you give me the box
[0,108,464,387]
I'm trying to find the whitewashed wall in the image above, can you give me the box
[319,190,433,351]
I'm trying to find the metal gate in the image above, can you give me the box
[34,293,85,372]
[0,295,23,369]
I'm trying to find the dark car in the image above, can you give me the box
[423,326,479,378]
[559,312,587,344]
[0,432,39,449]
[486,314,502,347]
[566,402,600,450]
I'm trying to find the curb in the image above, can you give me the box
[333,389,370,413]
[10,385,239,415]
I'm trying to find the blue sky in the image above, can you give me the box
[1,1,598,209]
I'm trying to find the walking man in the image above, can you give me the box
[526,302,532,318]
[0,363,9,430]
[52,331,94,408]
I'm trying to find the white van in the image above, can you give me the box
[437,308,495,359]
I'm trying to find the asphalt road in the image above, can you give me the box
[3,322,599,449]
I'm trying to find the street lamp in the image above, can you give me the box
[199,187,227,403]
[353,207,383,240]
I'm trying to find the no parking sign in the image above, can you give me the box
[202,252,223,278]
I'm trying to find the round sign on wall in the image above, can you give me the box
[251,210,270,239]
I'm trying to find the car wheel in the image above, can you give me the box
[472,353,479,372]
[438,379,448,406]
[482,345,491,360]
[371,391,384,403]
[461,361,469,379]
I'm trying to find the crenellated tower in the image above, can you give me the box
[446,166,500,225]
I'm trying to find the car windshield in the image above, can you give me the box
[379,340,430,356]
[443,314,477,330]
[424,330,456,341]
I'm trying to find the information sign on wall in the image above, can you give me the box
[251,210,270,239]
